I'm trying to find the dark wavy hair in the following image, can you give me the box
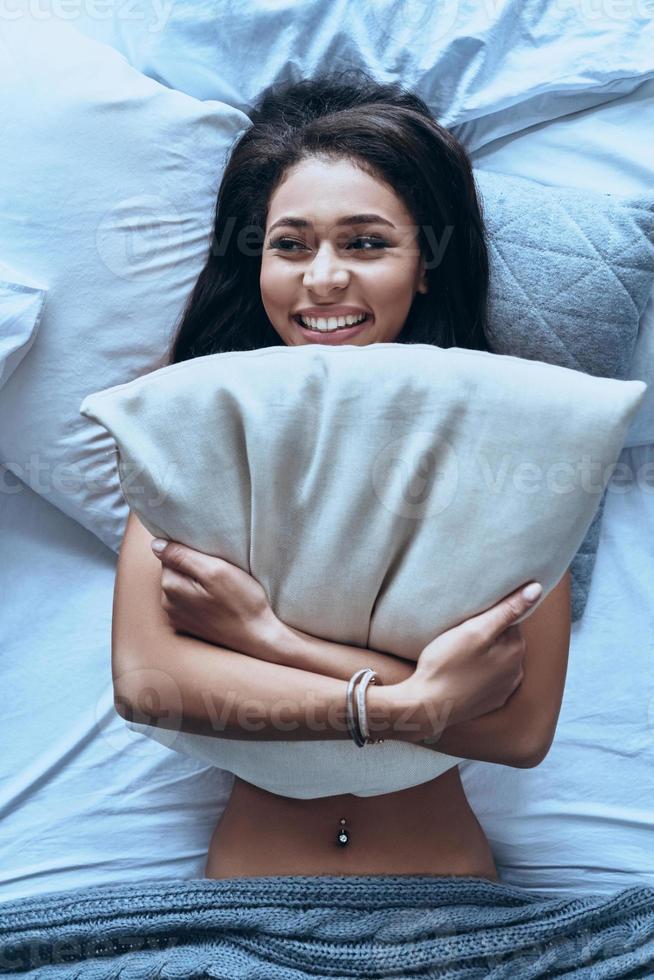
[169,68,490,363]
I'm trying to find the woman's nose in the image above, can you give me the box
[303,244,349,292]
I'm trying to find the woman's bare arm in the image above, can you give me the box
[428,570,572,767]
[114,512,546,764]
[249,621,415,686]
[283,572,570,768]
[112,512,414,741]
[153,568,567,768]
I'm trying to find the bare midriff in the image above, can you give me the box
[204,766,497,880]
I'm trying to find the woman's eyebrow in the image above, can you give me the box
[268,213,396,233]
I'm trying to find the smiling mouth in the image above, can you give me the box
[293,312,372,333]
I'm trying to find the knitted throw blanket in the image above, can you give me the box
[1,875,653,978]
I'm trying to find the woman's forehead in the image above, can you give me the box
[267,158,412,229]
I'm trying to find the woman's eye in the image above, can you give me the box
[268,238,306,251]
[268,236,388,252]
[347,236,388,250]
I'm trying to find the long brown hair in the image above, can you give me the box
[169,68,490,363]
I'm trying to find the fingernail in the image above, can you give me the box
[522,583,542,602]
[150,538,166,554]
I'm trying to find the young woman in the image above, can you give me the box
[112,71,571,882]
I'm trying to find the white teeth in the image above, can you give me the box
[298,312,368,332]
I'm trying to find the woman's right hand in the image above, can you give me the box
[389,582,542,743]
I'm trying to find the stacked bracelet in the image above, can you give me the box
[345,667,385,747]
[345,668,369,746]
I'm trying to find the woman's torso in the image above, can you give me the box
[204,765,497,879]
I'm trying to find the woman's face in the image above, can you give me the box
[260,156,428,346]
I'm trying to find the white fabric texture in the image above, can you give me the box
[80,344,645,798]
[472,77,654,448]
[0,262,46,391]
[0,18,249,550]
[56,0,654,151]
[0,468,234,903]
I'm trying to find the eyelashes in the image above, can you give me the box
[267,235,389,253]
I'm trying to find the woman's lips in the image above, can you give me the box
[292,314,373,344]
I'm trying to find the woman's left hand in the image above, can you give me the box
[150,538,285,660]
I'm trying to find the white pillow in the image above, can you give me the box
[0,18,249,549]
[58,0,654,152]
[0,261,46,390]
[80,343,646,799]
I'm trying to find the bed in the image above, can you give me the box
[1,3,653,976]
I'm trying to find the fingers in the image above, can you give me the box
[159,566,198,626]
[490,626,526,670]
[160,565,199,597]
[150,538,221,586]
[466,582,542,645]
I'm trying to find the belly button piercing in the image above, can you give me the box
[337,817,350,846]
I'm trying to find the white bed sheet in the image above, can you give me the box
[0,469,233,902]
[54,0,654,150]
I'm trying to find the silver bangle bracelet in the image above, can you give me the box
[346,667,385,748]
[356,668,385,745]
[346,668,369,747]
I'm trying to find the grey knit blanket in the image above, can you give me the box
[1,875,653,978]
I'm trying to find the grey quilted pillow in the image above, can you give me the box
[474,169,654,620]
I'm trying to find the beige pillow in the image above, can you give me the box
[80,343,646,798]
